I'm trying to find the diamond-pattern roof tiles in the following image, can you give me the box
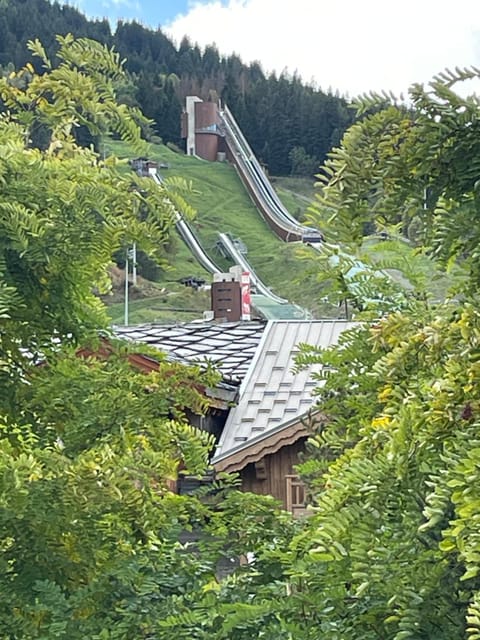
[212,320,356,463]
[112,320,266,382]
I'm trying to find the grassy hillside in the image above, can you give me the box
[271,176,317,224]
[104,139,338,321]
[106,285,211,325]
[102,139,460,325]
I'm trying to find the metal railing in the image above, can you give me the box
[220,105,322,242]
[217,232,287,304]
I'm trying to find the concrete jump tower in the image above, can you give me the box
[181,96,227,162]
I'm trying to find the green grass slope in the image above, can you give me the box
[104,139,338,320]
[103,140,460,326]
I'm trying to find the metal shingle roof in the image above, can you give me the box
[112,320,267,383]
[212,320,356,462]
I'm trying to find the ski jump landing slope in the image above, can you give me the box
[219,104,322,245]
[151,172,308,319]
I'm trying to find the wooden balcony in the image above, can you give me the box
[285,474,310,517]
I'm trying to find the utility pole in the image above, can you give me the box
[124,250,129,326]
[132,243,137,285]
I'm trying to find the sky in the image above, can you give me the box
[71,0,480,98]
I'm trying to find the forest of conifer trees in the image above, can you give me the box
[0,0,354,175]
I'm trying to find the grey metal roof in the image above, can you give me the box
[212,320,356,463]
[112,320,267,383]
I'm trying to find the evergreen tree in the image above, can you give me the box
[0,0,355,174]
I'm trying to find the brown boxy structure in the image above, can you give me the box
[211,279,241,322]
[211,266,251,322]
[182,96,225,162]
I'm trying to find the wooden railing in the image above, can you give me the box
[285,475,309,517]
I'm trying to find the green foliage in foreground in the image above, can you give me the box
[1,345,295,639]
[0,35,297,639]
[4,32,480,640]
[156,66,480,639]
[288,306,480,638]
[308,66,480,291]
[0,34,181,379]
[267,67,480,638]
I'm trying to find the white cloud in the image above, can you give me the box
[164,0,480,97]
[101,0,140,9]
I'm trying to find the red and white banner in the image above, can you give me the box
[241,271,251,321]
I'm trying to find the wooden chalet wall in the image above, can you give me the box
[239,438,306,510]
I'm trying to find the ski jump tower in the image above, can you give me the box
[181,96,227,162]
[181,96,323,245]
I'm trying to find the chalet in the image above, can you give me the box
[211,320,355,515]
[112,319,355,515]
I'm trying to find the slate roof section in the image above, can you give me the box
[112,320,267,383]
[212,320,356,465]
